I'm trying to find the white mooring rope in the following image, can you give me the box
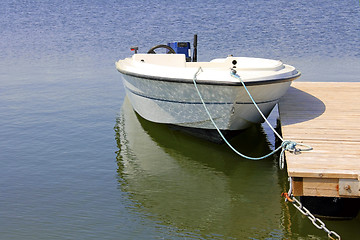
[192,67,312,163]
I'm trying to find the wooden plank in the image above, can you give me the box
[302,178,339,198]
[279,82,360,197]
[292,177,303,196]
[290,178,360,197]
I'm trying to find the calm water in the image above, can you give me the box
[1,0,359,239]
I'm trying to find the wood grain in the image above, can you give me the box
[279,82,360,197]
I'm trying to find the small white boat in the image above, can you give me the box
[116,38,300,132]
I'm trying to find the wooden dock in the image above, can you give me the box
[278,82,360,198]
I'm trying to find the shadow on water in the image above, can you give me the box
[113,97,290,239]
[279,86,326,126]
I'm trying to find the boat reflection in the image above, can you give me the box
[114,97,286,239]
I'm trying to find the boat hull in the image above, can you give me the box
[121,73,292,130]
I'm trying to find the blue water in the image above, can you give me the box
[1,0,359,239]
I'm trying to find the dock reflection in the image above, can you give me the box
[114,97,285,239]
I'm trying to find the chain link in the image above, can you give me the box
[285,195,341,240]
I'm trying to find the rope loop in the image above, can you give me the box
[282,140,313,154]
[193,68,312,164]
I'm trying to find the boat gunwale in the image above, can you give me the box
[117,68,301,86]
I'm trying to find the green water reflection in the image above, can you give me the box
[114,98,359,239]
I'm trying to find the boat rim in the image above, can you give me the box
[117,68,301,86]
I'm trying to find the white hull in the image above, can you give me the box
[116,54,300,130]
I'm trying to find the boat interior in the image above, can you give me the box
[131,53,285,71]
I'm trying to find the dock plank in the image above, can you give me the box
[278,82,360,197]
